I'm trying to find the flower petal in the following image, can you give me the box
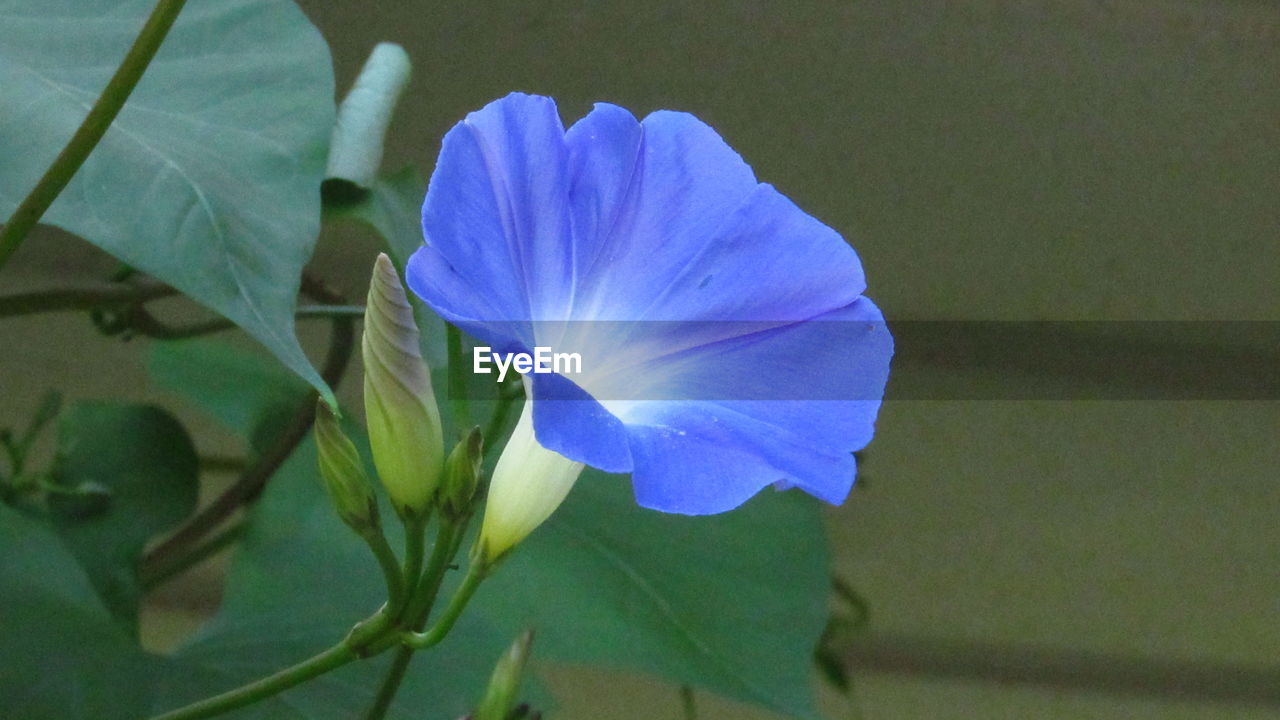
[619,298,891,513]
[404,243,534,354]
[420,92,572,323]
[564,109,759,321]
[410,93,894,516]
[625,403,857,514]
[628,183,866,322]
[528,371,634,473]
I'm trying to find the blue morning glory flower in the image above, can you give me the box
[406,92,891,534]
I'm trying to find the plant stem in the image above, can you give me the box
[680,686,698,720]
[139,521,244,591]
[0,281,174,318]
[396,514,428,616]
[121,303,365,340]
[363,641,415,720]
[363,520,466,720]
[446,323,470,433]
[140,279,355,576]
[401,560,487,649]
[149,641,356,720]
[362,528,406,613]
[481,386,521,458]
[0,0,188,273]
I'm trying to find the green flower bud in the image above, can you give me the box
[473,630,536,720]
[314,402,378,533]
[442,426,484,520]
[363,253,444,518]
[478,401,583,563]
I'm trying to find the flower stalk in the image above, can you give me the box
[0,0,188,272]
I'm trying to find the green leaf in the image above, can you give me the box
[479,471,831,719]
[325,167,427,272]
[48,401,199,634]
[0,503,157,720]
[148,338,311,447]
[0,0,336,401]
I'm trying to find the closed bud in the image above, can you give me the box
[473,630,535,720]
[315,402,378,533]
[442,426,483,520]
[363,253,445,519]
[477,401,583,563]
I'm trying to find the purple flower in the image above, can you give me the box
[407,92,891,527]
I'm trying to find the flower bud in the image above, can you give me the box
[442,426,484,520]
[314,402,378,533]
[478,402,583,562]
[363,253,444,518]
[473,630,535,720]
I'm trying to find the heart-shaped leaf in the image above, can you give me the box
[0,0,335,400]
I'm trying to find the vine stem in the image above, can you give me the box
[149,640,357,720]
[0,280,174,318]
[362,527,406,613]
[0,0,188,272]
[139,274,355,577]
[680,686,698,720]
[395,514,429,617]
[445,323,470,432]
[401,560,487,650]
[363,519,467,720]
[139,521,244,591]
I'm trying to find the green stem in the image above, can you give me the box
[401,560,487,649]
[397,514,428,617]
[0,0,188,272]
[149,641,356,720]
[362,528,405,613]
[481,387,521,458]
[680,685,698,720]
[139,302,355,577]
[406,520,463,624]
[363,520,466,720]
[140,521,244,591]
[446,323,470,433]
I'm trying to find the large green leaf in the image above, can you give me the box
[0,0,335,400]
[482,469,830,719]
[148,337,311,445]
[0,503,157,720]
[49,401,199,634]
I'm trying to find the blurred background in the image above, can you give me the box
[4,1,1277,718]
